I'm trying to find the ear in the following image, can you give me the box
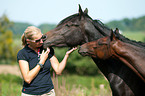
[114,28,119,34]
[79,4,84,16]
[110,29,116,41]
[84,8,88,15]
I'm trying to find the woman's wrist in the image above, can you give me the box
[37,63,44,68]
[39,60,44,65]
[65,53,69,56]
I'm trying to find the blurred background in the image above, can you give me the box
[0,0,145,95]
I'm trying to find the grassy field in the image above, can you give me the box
[54,74,111,95]
[0,74,111,96]
[122,31,145,42]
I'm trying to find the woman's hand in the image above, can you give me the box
[39,48,50,64]
[66,47,77,55]
[50,47,77,75]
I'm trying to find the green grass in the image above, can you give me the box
[52,74,111,96]
[0,74,22,96]
[56,74,109,89]
[122,31,145,42]
[0,74,111,96]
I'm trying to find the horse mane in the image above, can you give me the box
[93,19,110,30]
[57,13,79,27]
[92,19,111,36]
[92,19,145,48]
[114,32,145,48]
[57,13,93,27]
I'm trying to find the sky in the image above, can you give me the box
[0,0,145,26]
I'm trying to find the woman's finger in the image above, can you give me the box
[66,47,77,55]
[42,50,44,54]
[45,48,50,54]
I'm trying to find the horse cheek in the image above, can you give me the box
[97,49,105,59]
[65,28,83,46]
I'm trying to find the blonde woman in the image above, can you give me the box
[17,26,77,96]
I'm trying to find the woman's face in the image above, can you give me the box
[27,33,43,48]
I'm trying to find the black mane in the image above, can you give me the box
[114,31,145,48]
[57,13,79,27]
[57,13,93,27]
[93,19,111,36]
[92,19,145,48]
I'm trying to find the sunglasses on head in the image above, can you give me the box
[29,35,47,43]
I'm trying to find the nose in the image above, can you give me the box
[40,39,43,43]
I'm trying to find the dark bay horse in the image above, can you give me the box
[79,31,145,83]
[43,5,145,96]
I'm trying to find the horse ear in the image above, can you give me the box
[114,28,119,34]
[110,29,116,41]
[84,8,88,15]
[79,4,84,16]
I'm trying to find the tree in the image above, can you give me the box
[0,15,14,63]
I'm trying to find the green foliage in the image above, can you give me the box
[10,22,56,36]
[38,23,56,33]
[0,15,16,64]
[10,22,32,36]
[106,15,145,31]
[54,47,99,75]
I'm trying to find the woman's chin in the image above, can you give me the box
[37,44,43,47]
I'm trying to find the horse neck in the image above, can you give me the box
[93,20,111,37]
[112,40,145,81]
[112,40,145,63]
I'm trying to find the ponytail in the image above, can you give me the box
[21,33,27,46]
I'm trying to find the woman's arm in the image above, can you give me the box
[19,60,41,84]
[50,47,77,75]
[18,49,49,84]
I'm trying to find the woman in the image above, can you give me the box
[17,26,77,96]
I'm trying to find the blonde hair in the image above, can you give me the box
[21,26,41,46]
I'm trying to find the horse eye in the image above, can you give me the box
[65,24,70,27]
[73,24,79,27]
[94,47,97,49]
[41,35,47,39]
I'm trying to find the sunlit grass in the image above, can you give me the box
[53,73,111,96]
[122,31,145,42]
[0,74,22,96]
[0,74,111,96]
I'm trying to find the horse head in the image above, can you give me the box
[79,30,118,59]
[43,5,109,48]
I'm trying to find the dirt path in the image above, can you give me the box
[0,64,22,77]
